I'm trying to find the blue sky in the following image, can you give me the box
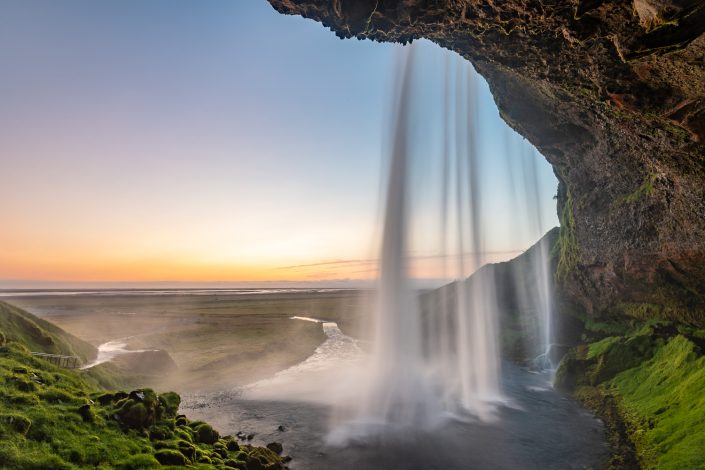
[0,0,557,286]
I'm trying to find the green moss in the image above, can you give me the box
[247,445,282,465]
[663,122,690,143]
[154,447,188,465]
[226,438,240,451]
[617,303,663,320]
[583,317,630,336]
[573,385,640,469]
[159,391,180,418]
[555,190,579,281]
[0,302,285,470]
[610,336,705,469]
[224,457,248,469]
[115,453,161,469]
[612,302,700,325]
[0,413,32,435]
[586,336,621,359]
[0,338,284,469]
[564,326,705,469]
[576,86,598,99]
[82,362,133,390]
[192,422,219,444]
[148,424,174,441]
[613,174,656,208]
[0,301,96,360]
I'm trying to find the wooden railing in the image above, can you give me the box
[31,352,81,369]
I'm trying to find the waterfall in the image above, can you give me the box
[501,128,556,372]
[330,41,556,442]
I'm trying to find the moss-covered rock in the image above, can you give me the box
[0,413,31,435]
[557,324,705,469]
[555,327,664,392]
[116,453,161,469]
[96,390,128,406]
[175,414,189,426]
[191,421,219,444]
[226,438,240,451]
[175,426,194,443]
[224,457,249,469]
[247,446,283,469]
[0,303,285,470]
[154,447,188,465]
[610,335,705,469]
[266,441,283,455]
[148,424,173,440]
[158,391,180,418]
[113,389,162,429]
[77,403,95,422]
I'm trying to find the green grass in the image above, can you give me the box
[610,336,705,469]
[0,302,96,361]
[0,341,283,469]
[586,336,620,359]
[0,341,149,469]
[0,303,285,469]
[555,191,579,281]
[561,324,705,469]
[583,317,631,336]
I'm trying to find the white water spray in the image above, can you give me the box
[331,44,507,439]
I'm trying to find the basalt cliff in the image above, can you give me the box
[268,0,705,327]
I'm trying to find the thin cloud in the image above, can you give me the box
[277,249,525,271]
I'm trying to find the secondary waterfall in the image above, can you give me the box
[501,126,556,371]
[330,42,557,441]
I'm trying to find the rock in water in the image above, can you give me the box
[267,442,284,454]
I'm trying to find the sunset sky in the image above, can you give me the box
[0,0,558,288]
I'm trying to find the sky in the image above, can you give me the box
[0,0,558,288]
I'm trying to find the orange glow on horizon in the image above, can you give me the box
[0,247,524,285]
[0,251,377,284]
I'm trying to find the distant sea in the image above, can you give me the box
[0,288,354,297]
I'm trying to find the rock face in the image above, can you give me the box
[268,0,705,325]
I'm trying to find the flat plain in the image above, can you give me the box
[2,289,367,392]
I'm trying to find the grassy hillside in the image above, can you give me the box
[0,301,96,361]
[556,321,705,469]
[0,303,285,469]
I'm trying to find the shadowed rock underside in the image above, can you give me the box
[268,0,705,325]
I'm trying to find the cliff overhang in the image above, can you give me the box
[268,0,705,325]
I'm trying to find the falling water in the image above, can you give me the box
[329,41,557,442]
[501,128,556,372]
[343,46,442,431]
[329,45,500,440]
[532,236,555,371]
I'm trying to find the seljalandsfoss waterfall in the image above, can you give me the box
[330,42,557,439]
[182,43,609,470]
[6,2,703,468]
[336,44,504,434]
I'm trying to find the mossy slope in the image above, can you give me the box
[0,301,96,361]
[556,322,705,469]
[611,335,705,469]
[0,304,284,469]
